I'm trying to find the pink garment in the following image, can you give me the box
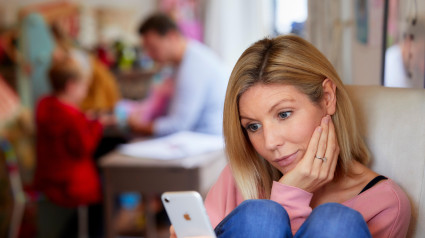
[0,76,20,123]
[205,165,411,238]
[115,75,175,124]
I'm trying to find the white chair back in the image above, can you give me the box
[346,85,425,238]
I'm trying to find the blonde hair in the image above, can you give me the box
[48,57,83,93]
[223,35,370,200]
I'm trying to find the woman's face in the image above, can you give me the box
[239,83,327,174]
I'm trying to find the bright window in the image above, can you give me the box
[274,0,308,35]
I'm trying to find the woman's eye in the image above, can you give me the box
[246,123,261,132]
[278,111,292,119]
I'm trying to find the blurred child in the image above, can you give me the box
[34,58,114,237]
[50,23,121,114]
[34,57,106,206]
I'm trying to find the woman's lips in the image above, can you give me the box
[275,151,299,168]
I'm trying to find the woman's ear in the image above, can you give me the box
[322,78,337,115]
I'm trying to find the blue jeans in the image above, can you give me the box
[214,200,372,238]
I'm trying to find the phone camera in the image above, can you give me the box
[164,197,170,203]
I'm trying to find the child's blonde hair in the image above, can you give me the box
[48,58,83,93]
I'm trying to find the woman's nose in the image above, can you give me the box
[263,123,284,150]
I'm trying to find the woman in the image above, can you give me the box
[171,35,411,237]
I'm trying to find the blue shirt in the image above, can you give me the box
[154,40,228,136]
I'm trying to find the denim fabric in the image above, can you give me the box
[295,203,372,238]
[214,200,371,238]
[215,200,292,238]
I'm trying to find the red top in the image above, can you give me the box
[34,96,103,207]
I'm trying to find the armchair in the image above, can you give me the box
[346,85,425,238]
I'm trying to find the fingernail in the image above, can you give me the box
[317,126,322,132]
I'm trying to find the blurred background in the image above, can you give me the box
[0,0,424,237]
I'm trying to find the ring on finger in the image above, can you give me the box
[315,155,327,163]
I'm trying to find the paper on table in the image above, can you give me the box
[118,131,224,160]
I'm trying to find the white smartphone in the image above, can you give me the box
[161,191,217,238]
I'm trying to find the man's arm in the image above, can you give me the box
[127,113,154,136]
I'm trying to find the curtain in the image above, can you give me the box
[203,0,273,70]
[306,0,352,83]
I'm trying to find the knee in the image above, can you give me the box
[238,199,283,211]
[313,203,364,223]
[305,203,370,236]
[215,200,291,237]
[237,199,289,223]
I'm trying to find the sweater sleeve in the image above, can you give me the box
[270,181,313,234]
[205,166,314,232]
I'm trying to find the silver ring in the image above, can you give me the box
[315,156,327,162]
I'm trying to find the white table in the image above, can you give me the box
[99,149,227,238]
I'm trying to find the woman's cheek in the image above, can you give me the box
[294,116,321,145]
[249,135,269,159]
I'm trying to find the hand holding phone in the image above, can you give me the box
[162,191,216,238]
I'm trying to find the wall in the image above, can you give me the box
[0,0,157,47]
[309,0,423,87]
[351,38,382,85]
[351,0,385,86]
[348,0,383,86]
[78,0,157,47]
[349,0,425,87]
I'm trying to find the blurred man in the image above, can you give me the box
[128,13,228,136]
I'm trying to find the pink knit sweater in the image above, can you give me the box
[205,166,411,237]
